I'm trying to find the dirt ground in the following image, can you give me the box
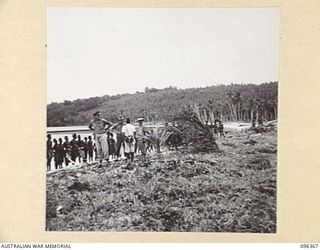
[46,128,277,232]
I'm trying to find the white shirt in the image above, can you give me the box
[121,124,136,136]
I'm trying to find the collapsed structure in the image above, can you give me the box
[162,111,219,154]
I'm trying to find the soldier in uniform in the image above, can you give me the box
[88,111,113,167]
[135,118,148,159]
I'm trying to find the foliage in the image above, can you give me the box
[47,82,278,126]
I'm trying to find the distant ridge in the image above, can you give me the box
[47,82,278,127]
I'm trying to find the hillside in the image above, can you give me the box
[47,82,278,127]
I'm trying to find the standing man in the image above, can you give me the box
[88,111,113,167]
[77,135,86,164]
[135,118,148,159]
[112,116,125,160]
[56,138,64,169]
[53,138,64,170]
[63,136,72,166]
[46,134,53,171]
[149,129,161,154]
[83,137,88,163]
[252,116,256,128]
[209,121,215,137]
[258,115,264,126]
[218,122,225,137]
[70,133,80,163]
[213,122,219,138]
[87,136,94,162]
[121,118,136,162]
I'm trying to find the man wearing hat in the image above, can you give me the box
[135,117,148,159]
[88,111,113,166]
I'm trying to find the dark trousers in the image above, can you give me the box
[115,134,123,157]
[88,149,93,161]
[84,149,88,162]
[71,149,79,162]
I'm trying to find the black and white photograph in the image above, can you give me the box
[46,8,278,232]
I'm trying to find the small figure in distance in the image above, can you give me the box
[252,116,256,128]
[83,137,88,163]
[46,134,53,171]
[57,138,64,169]
[53,138,64,170]
[213,122,219,138]
[70,133,80,163]
[77,134,86,164]
[87,136,94,162]
[218,122,225,138]
[63,136,72,166]
[258,115,264,126]
[109,133,116,160]
[52,138,58,170]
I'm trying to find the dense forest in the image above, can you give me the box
[47,82,278,127]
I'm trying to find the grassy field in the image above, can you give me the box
[46,129,277,232]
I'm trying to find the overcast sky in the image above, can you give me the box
[47,8,279,104]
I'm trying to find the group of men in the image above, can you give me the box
[205,120,225,138]
[88,111,156,167]
[46,134,95,171]
[47,111,227,170]
[252,115,264,128]
[46,111,162,171]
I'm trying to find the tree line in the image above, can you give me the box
[47,82,278,127]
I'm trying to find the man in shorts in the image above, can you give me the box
[121,118,136,162]
[88,111,113,167]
